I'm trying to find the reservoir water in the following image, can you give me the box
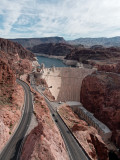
[37,56,67,67]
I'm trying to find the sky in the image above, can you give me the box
[0,0,120,40]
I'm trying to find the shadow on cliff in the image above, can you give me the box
[109,151,120,160]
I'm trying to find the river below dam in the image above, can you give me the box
[37,56,67,67]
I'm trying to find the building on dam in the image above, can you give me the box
[69,103,112,143]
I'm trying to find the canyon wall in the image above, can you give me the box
[29,43,74,56]
[89,60,120,74]
[58,104,109,160]
[65,47,120,63]
[0,38,35,151]
[80,71,120,151]
[0,59,24,150]
[0,38,34,60]
[42,67,96,101]
[0,59,15,85]
[0,38,35,75]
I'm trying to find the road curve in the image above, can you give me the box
[44,97,91,160]
[0,79,33,160]
[30,74,91,160]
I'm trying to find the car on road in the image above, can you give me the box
[58,101,62,104]
[55,119,58,122]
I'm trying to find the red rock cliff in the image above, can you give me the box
[58,104,109,160]
[65,47,120,63]
[80,71,120,150]
[0,59,24,150]
[0,59,15,105]
[0,38,35,75]
[0,59,15,85]
[0,38,34,60]
[29,42,75,56]
[0,38,35,150]
[97,62,120,74]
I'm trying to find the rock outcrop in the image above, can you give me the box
[20,91,69,160]
[0,38,35,75]
[89,60,120,73]
[0,59,15,106]
[0,59,15,85]
[0,59,24,150]
[0,119,10,150]
[0,38,34,60]
[28,42,75,56]
[80,71,120,151]
[33,73,55,101]
[0,38,36,151]
[65,47,120,63]
[58,104,109,160]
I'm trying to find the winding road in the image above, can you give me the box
[0,76,91,160]
[43,96,90,160]
[30,74,91,160]
[0,79,33,160]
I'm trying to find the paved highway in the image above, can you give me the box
[0,79,33,160]
[30,74,91,160]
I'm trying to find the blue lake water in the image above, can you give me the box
[37,56,67,67]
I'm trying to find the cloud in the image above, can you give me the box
[0,0,120,39]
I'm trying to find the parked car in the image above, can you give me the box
[52,114,55,117]
[55,119,58,122]
[59,101,62,104]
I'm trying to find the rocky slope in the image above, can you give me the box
[0,37,37,151]
[0,38,34,60]
[0,38,69,159]
[9,37,65,48]
[33,73,55,101]
[20,90,69,160]
[28,42,75,56]
[0,59,24,150]
[80,71,120,156]
[58,104,109,160]
[0,59,15,85]
[0,38,35,75]
[65,47,120,63]
[88,60,120,73]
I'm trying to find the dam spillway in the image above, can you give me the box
[41,67,96,102]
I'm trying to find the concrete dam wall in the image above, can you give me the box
[42,67,96,101]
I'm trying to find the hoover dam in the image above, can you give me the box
[40,66,96,101]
